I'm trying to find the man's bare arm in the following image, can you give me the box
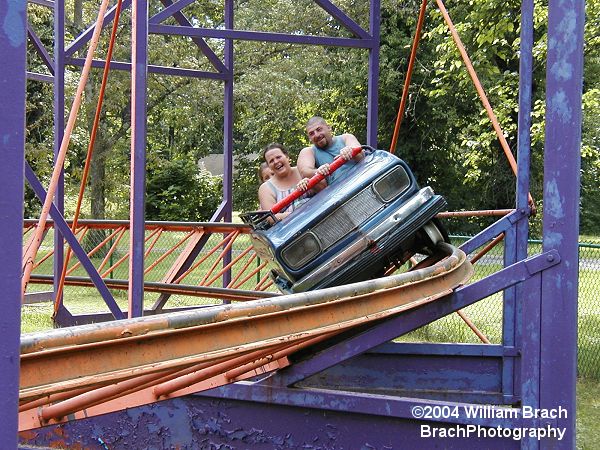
[297,147,318,178]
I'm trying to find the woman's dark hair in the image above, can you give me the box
[262,142,288,161]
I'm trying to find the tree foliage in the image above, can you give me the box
[146,156,222,221]
[24,0,600,235]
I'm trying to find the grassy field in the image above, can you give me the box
[577,378,600,449]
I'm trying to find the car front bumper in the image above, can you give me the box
[289,187,446,292]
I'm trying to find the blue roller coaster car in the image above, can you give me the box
[243,148,449,293]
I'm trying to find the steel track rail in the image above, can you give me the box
[29,275,278,301]
[20,243,471,414]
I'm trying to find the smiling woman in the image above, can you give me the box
[257,143,323,220]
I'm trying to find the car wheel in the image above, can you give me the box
[418,219,449,255]
[423,221,444,245]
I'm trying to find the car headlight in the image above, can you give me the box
[373,166,411,202]
[281,232,321,269]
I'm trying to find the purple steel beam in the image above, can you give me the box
[209,200,229,222]
[222,1,233,223]
[67,57,227,79]
[149,24,376,48]
[460,208,526,255]
[25,163,124,319]
[28,0,54,7]
[502,227,518,402]
[503,0,535,411]
[0,0,26,445]
[150,0,197,24]
[129,0,149,318]
[243,252,559,389]
[538,0,584,447]
[220,0,234,289]
[289,347,510,405]
[203,382,538,429]
[366,0,380,146]
[520,271,542,450]
[66,0,226,73]
[375,342,508,357]
[27,21,54,74]
[52,0,65,313]
[313,0,371,39]
[516,0,534,217]
[26,72,54,83]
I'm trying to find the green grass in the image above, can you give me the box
[577,378,600,449]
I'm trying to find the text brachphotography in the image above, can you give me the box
[420,424,566,441]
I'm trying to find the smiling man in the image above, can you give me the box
[297,116,363,186]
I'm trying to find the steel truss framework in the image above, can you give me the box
[0,0,584,448]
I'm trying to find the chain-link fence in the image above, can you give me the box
[403,235,600,379]
[23,225,600,378]
[23,224,278,333]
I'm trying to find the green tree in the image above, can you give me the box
[146,156,222,221]
[24,0,599,236]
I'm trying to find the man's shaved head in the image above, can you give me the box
[306,116,328,129]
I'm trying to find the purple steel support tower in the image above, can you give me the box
[0,0,26,445]
[367,0,380,147]
[53,0,66,312]
[129,0,149,317]
[539,0,583,445]
[46,0,382,321]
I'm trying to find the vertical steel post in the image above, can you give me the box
[509,0,534,404]
[53,0,66,313]
[0,0,26,445]
[502,225,517,400]
[222,0,234,288]
[223,0,233,221]
[503,0,535,405]
[129,0,149,317]
[539,0,584,447]
[516,1,533,219]
[367,0,380,147]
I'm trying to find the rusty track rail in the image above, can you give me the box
[23,214,505,311]
[19,243,472,430]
